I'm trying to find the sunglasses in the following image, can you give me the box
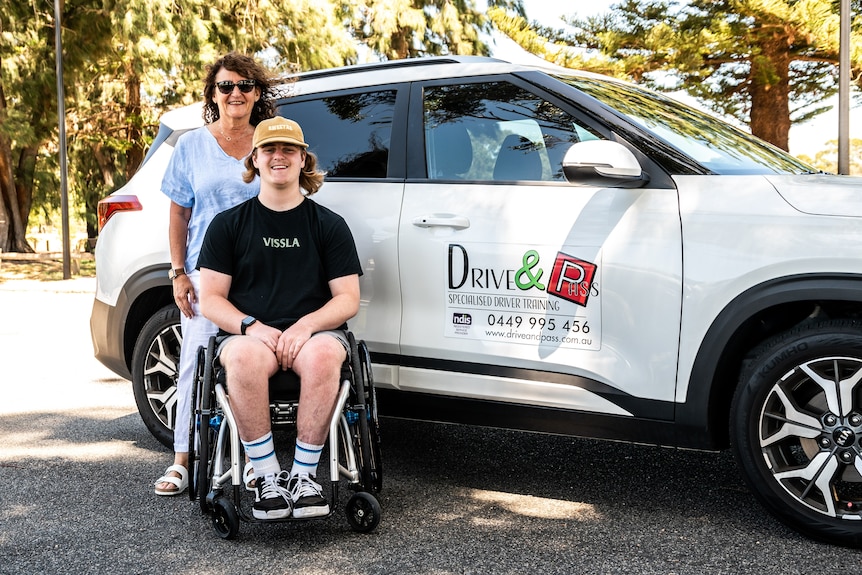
[215,80,257,94]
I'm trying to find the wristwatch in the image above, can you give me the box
[168,267,186,280]
[240,315,257,335]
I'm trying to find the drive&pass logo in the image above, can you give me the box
[448,244,598,307]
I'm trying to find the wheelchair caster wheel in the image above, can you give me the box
[211,497,240,540]
[346,492,381,533]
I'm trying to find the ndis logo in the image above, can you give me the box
[450,312,472,335]
[452,313,472,326]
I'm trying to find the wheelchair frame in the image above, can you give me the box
[188,331,382,539]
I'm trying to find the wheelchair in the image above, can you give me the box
[187,331,382,539]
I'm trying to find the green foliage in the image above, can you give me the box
[344,0,501,59]
[490,0,862,150]
[0,0,516,252]
[797,138,862,174]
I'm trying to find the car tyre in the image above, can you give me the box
[731,319,862,547]
[131,304,182,448]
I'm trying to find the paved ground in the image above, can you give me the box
[1,276,861,574]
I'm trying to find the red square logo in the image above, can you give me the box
[547,253,596,306]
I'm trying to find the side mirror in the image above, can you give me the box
[562,140,649,188]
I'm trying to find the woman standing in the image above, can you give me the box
[154,52,277,495]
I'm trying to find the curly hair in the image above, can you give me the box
[202,52,277,125]
[242,148,326,196]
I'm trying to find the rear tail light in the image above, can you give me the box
[98,194,142,231]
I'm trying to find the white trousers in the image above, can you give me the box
[173,270,219,453]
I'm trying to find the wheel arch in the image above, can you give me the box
[120,265,174,374]
[680,273,862,450]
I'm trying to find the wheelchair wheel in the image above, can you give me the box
[346,491,381,533]
[358,340,382,493]
[195,337,218,512]
[211,496,240,540]
[348,333,376,491]
[349,336,382,494]
[188,342,209,502]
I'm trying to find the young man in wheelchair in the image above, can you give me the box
[197,116,362,520]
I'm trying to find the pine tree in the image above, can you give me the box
[491,0,862,151]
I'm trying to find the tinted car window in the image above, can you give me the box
[278,90,397,178]
[423,81,600,181]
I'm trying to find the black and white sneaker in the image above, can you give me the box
[253,472,292,520]
[284,473,329,518]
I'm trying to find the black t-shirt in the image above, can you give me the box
[197,196,362,331]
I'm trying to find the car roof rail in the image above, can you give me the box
[275,56,508,84]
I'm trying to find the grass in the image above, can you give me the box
[0,258,96,282]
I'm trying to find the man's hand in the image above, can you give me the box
[275,322,315,370]
[244,321,283,355]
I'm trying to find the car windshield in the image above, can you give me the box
[555,74,817,175]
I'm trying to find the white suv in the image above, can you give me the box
[91,56,862,546]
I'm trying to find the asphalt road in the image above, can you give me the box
[1,277,861,575]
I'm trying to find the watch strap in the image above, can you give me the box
[241,316,257,335]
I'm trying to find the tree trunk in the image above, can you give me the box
[748,34,792,151]
[0,139,14,252]
[0,93,32,253]
[124,67,143,180]
[0,143,35,253]
[16,143,34,223]
[0,60,9,250]
[390,30,410,60]
[92,143,115,190]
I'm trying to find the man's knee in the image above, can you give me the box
[304,335,346,367]
[220,337,276,378]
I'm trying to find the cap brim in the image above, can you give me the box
[255,136,308,148]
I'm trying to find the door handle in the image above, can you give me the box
[412,214,471,230]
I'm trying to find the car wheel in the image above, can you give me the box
[731,319,862,547]
[131,304,182,448]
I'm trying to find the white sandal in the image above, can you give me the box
[243,461,256,492]
[154,464,188,496]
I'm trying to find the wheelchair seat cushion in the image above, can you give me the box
[215,364,300,400]
[269,369,301,399]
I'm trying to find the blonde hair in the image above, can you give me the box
[243,147,326,195]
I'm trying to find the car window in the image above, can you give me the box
[556,74,815,175]
[277,90,397,178]
[423,81,601,182]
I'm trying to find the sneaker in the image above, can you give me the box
[284,473,329,518]
[252,472,292,520]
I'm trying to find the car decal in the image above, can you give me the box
[445,243,601,351]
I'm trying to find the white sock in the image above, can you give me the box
[290,439,324,477]
[242,432,280,479]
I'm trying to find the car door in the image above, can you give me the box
[277,87,406,388]
[397,76,683,420]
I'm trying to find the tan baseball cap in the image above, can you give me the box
[253,117,308,149]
